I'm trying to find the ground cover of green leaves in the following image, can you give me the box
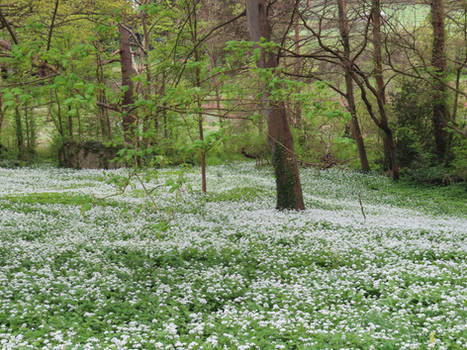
[0,163,465,349]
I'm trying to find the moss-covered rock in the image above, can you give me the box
[58,141,123,169]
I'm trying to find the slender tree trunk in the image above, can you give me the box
[198,111,207,193]
[371,0,399,180]
[337,0,370,172]
[95,47,111,141]
[24,106,30,151]
[67,105,73,141]
[47,89,53,122]
[189,1,207,193]
[142,15,152,148]
[161,72,167,138]
[214,83,223,127]
[0,92,4,136]
[431,0,450,163]
[371,0,390,168]
[293,0,302,127]
[14,97,24,160]
[77,109,82,142]
[246,0,305,210]
[119,23,136,144]
[209,53,224,128]
[46,0,59,51]
[28,105,35,154]
[195,57,207,194]
[54,90,64,139]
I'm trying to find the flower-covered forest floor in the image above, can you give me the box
[0,163,465,349]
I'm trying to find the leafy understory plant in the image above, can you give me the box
[98,160,192,218]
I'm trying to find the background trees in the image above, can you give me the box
[0,0,465,190]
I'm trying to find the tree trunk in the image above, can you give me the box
[371,0,399,180]
[190,1,207,193]
[119,23,137,144]
[430,0,450,163]
[95,47,111,141]
[67,105,73,141]
[293,1,302,128]
[161,72,167,138]
[195,50,207,194]
[337,0,370,172]
[54,90,64,139]
[24,105,32,153]
[14,99,24,160]
[246,0,305,210]
[142,15,152,148]
[77,108,82,142]
[0,92,4,136]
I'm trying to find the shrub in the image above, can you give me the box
[390,79,434,169]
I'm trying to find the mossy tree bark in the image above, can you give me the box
[246,0,305,210]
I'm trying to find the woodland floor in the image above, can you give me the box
[0,163,465,349]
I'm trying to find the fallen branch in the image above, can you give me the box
[358,193,366,221]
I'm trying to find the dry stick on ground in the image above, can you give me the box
[358,192,366,221]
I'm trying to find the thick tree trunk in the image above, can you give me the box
[337,0,370,172]
[246,0,305,210]
[430,0,450,163]
[371,0,399,180]
[119,24,136,144]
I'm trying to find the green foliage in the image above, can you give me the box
[207,186,270,202]
[450,137,467,180]
[390,79,435,168]
[290,81,355,167]
[3,192,118,208]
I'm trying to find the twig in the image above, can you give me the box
[47,0,60,51]
[134,172,160,214]
[358,192,366,221]
[0,9,18,45]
